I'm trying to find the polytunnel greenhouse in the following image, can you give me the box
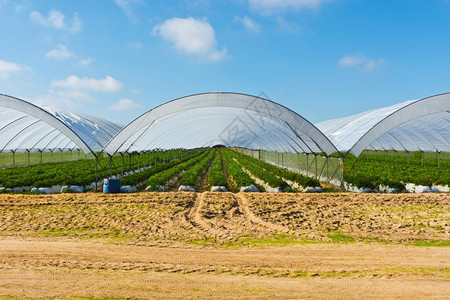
[0,91,448,193]
[0,94,123,157]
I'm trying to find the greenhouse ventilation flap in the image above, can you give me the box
[0,94,123,154]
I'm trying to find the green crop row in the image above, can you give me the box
[221,150,256,190]
[344,155,450,188]
[147,149,212,191]
[121,150,204,187]
[231,150,320,188]
[179,150,215,187]
[207,150,228,188]
[0,149,198,189]
[228,151,289,189]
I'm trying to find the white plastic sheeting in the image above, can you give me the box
[103,92,339,155]
[316,93,450,156]
[1,92,449,158]
[0,94,123,153]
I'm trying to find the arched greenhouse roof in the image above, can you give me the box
[103,92,339,156]
[316,93,450,157]
[0,94,123,154]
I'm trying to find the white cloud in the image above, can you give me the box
[30,9,82,33]
[275,16,301,33]
[128,41,142,50]
[79,57,94,67]
[338,54,384,72]
[249,0,331,14]
[32,90,86,111]
[50,75,123,92]
[338,54,365,67]
[114,0,143,22]
[152,17,228,62]
[45,44,73,60]
[234,16,261,33]
[108,98,143,111]
[0,59,29,79]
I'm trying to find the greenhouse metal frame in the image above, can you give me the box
[0,91,448,184]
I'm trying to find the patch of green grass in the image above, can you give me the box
[359,236,388,244]
[187,234,320,248]
[327,230,355,243]
[36,227,136,243]
[292,270,309,277]
[188,237,217,246]
[37,227,89,237]
[411,240,450,247]
[233,234,318,247]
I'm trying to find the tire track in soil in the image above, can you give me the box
[184,192,233,240]
[234,193,290,234]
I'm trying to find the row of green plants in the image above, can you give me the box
[147,149,212,191]
[227,150,289,189]
[179,150,215,187]
[344,154,450,189]
[360,150,448,168]
[0,149,197,189]
[206,150,228,189]
[221,150,257,191]
[120,150,203,187]
[232,150,320,189]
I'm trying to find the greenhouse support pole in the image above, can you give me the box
[109,154,113,178]
[326,156,329,181]
[306,153,309,176]
[137,152,140,170]
[120,153,124,177]
[12,150,15,167]
[340,156,345,191]
[421,151,424,166]
[27,149,30,166]
[406,151,409,164]
[128,152,131,172]
[143,151,146,168]
[314,154,318,179]
[395,150,397,164]
[437,151,440,167]
[39,150,43,164]
[95,154,98,191]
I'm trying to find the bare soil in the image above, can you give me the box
[0,192,448,299]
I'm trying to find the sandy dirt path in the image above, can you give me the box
[0,236,449,299]
[0,192,448,299]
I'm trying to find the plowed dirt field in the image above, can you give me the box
[0,192,448,299]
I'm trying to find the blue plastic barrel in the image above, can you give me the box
[103,179,121,193]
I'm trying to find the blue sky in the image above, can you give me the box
[1,0,450,125]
